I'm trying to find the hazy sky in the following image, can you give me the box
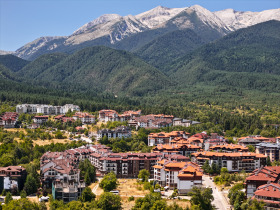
[1,0,279,51]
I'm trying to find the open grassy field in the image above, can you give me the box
[4,128,27,134]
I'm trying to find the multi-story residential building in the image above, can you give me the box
[16,104,80,115]
[172,118,201,127]
[96,153,163,178]
[52,179,85,203]
[148,131,189,146]
[54,115,74,123]
[0,112,18,128]
[153,160,202,193]
[252,183,280,210]
[98,110,119,122]
[118,110,141,122]
[255,142,280,162]
[97,126,132,140]
[239,135,270,142]
[173,118,192,127]
[238,137,262,147]
[133,114,173,130]
[33,116,49,124]
[209,144,249,153]
[40,148,92,202]
[245,166,280,198]
[192,151,266,172]
[152,144,201,156]
[0,166,27,193]
[204,133,228,150]
[73,112,95,124]
[86,144,189,178]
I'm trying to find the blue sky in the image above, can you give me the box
[0,0,279,51]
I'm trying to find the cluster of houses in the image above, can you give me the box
[39,143,202,201]
[2,104,280,208]
[98,109,199,129]
[0,112,18,128]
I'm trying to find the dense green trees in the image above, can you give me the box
[228,183,247,210]
[241,198,265,210]
[138,169,150,182]
[3,198,47,210]
[99,172,118,192]
[79,159,96,186]
[5,192,13,204]
[187,187,215,210]
[24,175,38,195]
[79,187,96,202]
[97,192,122,210]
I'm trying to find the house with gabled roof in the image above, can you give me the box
[245,166,280,198]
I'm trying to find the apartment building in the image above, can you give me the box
[73,112,95,124]
[97,126,132,140]
[255,142,280,162]
[40,147,93,202]
[204,133,228,150]
[153,160,203,193]
[209,144,249,153]
[16,104,80,115]
[252,183,280,210]
[0,112,18,128]
[152,143,201,156]
[33,116,49,124]
[192,151,266,172]
[0,166,27,193]
[245,166,280,197]
[98,110,119,122]
[148,131,189,146]
[119,110,141,122]
[133,114,173,130]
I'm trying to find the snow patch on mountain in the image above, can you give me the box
[188,5,231,32]
[136,5,185,28]
[73,14,121,35]
[214,8,280,30]
[65,15,148,45]
[14,36,66,59]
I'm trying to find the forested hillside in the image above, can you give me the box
[0,21,280,109]
[171,20,280,92]
[0,55,29,72]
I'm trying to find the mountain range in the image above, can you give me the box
[0,5,280,107]
[7,5,280,61]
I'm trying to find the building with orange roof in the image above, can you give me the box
[148,131,189,146]
[153,160,203,193]
[204,133,228,150]
[252,183,280,209]
[73,112,95,124]
[152,143,201,156]
[98,109,119,122]
[0,112,18,128]
[119,110,141,122]
[133,114,174,130]
[238,135,269,142]
[245,166,280,198]
[192,151,266,172]
[187,137,204,147]
[209,144,249,153]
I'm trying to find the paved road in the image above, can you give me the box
[202,176,231,210]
